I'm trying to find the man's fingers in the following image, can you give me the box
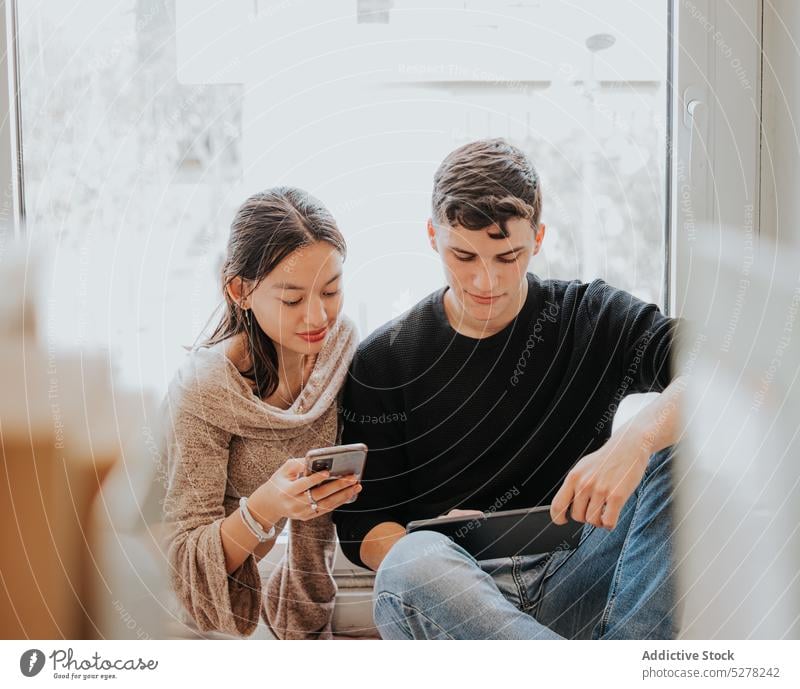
[600,496,624,530]
[550,476,576,524]
[444,509,485,519]
[569,486,591,524]
[585,492,607,527]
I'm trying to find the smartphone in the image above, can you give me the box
[304,443,368,503]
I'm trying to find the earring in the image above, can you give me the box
[243,308,251,328]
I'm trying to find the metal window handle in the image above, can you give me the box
[686,98,706,184]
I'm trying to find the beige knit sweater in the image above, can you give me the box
[160,315,358,639]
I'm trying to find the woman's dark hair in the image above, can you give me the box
[203,186,346,399]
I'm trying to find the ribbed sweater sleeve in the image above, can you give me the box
[584,279,677,394]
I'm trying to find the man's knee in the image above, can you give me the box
[375,530,465,599]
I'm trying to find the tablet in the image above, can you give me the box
[405,506,584,560]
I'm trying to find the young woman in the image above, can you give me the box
[160,187,360,639]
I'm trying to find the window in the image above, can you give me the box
[18,0,669,392]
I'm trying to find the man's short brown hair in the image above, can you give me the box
[431,138,542,238]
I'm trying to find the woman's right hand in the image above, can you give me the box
[247,457,362,526]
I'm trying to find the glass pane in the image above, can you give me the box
[19,0,668,392]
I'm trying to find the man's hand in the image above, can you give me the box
[551,377,686,530]
[440,509,485,519]
[550,432,650,531]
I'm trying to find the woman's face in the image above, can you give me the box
[246,241,344,356]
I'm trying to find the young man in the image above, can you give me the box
[333,138,682,640]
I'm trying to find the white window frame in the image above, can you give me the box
[0,0,24,238]
[668,0,763,317]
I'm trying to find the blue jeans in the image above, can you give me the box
[373,446,679,640]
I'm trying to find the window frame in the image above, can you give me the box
[668,0,763,317]
[0,0,24,238]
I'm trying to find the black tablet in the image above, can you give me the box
[405,506,584,560]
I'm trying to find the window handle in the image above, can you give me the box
[686,98,707,185]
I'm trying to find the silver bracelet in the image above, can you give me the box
[239,496,276,543]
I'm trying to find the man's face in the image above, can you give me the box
[428,216,545,335]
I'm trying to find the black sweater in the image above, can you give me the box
[333,273,677,569]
